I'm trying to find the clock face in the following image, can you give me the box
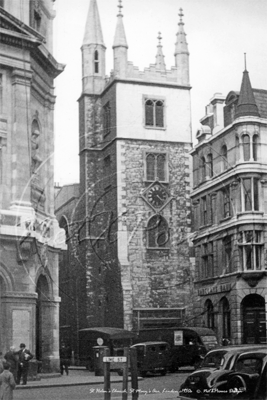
[147,184,168,208]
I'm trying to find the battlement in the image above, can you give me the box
[106,61,189,87]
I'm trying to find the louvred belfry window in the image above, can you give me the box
[145,99,164,128]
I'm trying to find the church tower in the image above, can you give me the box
[77,0,194,331]
[0,0,65,372]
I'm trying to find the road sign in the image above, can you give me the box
[103,356,127,363]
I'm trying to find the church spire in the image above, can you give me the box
[155,32,166,72]
[235,56,260,118]
[81,0,106,94]
[174,8,190,85]
[113,0,128,77]
[83,0,105,46]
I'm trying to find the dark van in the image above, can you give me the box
[79,327,136,371]
[134,327,218,371]
[131,341,171,377]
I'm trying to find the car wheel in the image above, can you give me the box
[86,359,94,372]
[160,369,167,376]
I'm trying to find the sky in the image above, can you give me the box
[53,0,267,185]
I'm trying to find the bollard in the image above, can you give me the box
[122,347,129,400]
[103,347,111,400]
[130,347,138,400]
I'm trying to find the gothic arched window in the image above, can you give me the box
[145,153,167,182]
[145,98,164,128]
[147,215,169,248]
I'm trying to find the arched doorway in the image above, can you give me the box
[242,294,266,344]
[36,275,49,361]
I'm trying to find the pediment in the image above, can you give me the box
[0,7,44,48]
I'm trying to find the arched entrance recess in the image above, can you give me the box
[242,294,266,344]
[36,275,50,361]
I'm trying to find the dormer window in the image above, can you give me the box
[94,50,99,74]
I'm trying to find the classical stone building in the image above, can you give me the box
[0,1,65,372]
[191,68,267,345]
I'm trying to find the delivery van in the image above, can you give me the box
[131,341,171,377]
[134,327,218,371]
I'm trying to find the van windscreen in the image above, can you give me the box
[201,335,218,348]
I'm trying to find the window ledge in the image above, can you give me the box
[144,125,166,131]
[220,216,232,223]
[237,211,264,217]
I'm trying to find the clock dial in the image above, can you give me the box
[147,184,168,208]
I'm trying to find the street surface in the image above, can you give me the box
[13,369,190,400]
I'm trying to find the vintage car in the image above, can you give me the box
[178,345,266,400]
[209,348,267,399]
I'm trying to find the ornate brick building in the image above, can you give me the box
[191,68,267,345]
[57,0,195,352]
[0,1,65,372]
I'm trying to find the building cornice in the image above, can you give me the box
[79,136,192,154]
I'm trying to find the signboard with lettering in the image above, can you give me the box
[198,283,231,296]
[103,356,127,363]
[174,330,183,346]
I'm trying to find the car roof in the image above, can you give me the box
[206,345,266,355]
[131,341,169,346]
[237,348,267,359]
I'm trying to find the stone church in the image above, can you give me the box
[0,1,65,372]
[56,0,195,352]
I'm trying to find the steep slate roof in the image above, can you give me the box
[253,89,267,119]
[235,69,260,118]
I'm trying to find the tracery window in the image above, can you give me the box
[145,99,164,128]
[147,215,169,248]
[145,153,167,182]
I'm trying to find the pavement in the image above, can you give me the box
[16,367,179,399]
